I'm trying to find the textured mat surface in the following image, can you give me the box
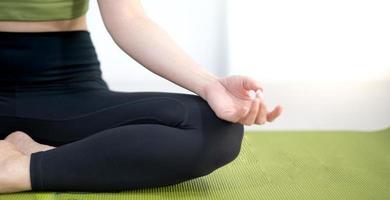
[1,128,389,200]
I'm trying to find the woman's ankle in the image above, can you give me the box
[13,154,32,191]
[1,154,32,193]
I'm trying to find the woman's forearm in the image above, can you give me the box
[101,12,219,99]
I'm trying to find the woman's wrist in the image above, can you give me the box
[194,70,221,101]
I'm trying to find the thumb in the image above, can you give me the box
[243,76,263,92]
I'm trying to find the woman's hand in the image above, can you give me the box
[203,75,283,125]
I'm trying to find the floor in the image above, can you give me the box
[1,128,389,200]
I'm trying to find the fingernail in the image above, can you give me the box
[256,90,264,100]
[248,90,256,100]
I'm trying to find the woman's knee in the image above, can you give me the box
[194,108,244,177]
[196,122,244,176]
[173,93,245,177]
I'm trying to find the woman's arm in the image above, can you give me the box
[97,0,219,100]
[97,0,283,125]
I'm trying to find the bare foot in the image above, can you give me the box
[0,140,31,193]
[5,131,55,155]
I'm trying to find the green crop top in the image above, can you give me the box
[0,0,89,21]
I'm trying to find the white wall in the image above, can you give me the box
[227,0,390,82]
[86,0,390,131]
[226,0,390,131]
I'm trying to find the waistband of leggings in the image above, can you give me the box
[0,30,109,93]
[0,30,90,37]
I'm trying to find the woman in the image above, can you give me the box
[0,0,282,193]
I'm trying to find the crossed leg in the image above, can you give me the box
[0,91,244,193]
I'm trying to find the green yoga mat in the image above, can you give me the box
[1,128,389,200]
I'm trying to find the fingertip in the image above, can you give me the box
[267,106,282,122]
[266,112,275,122]
[277,105,283,114]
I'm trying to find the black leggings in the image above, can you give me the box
[0,31,244,192]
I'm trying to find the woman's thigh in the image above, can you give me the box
[1,89,222,146]
[23,89,243,191]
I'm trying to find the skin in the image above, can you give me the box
[0,0,282,193]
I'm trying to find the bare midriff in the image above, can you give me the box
[0,15,88,32]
